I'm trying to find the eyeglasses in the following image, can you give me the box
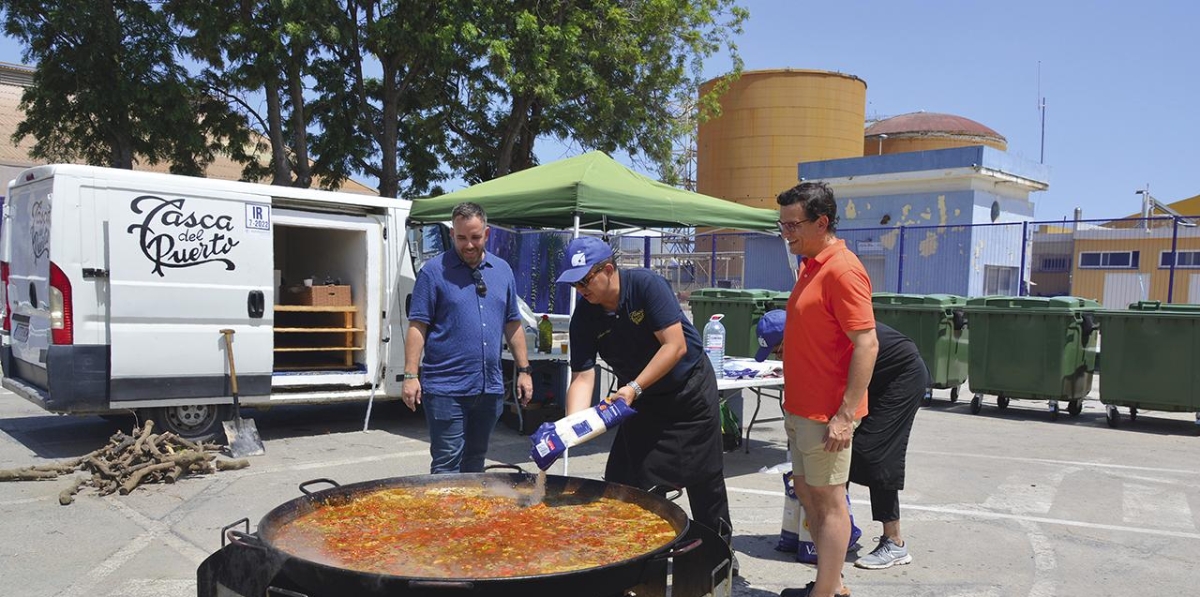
[471,268,487,297]
[573,265,603,290]
[776,217,816,234]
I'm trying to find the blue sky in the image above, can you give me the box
[2,1,1196,221]
[697,0,1200,221]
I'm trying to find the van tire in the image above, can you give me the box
[148,404,229,442]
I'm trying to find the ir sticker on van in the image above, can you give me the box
[246,203,271,232]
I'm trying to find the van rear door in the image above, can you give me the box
[6,179,54,381]
[106,184,274,405]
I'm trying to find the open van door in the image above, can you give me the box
[106,185,274,418]
[5,180,54,388]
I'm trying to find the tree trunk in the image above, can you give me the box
[264,75,291,186]
[495,94,534,178]
[376,58,400,198]
[286,41,312,189]
[513,99,542,173]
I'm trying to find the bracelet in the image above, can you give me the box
[626,380,643,398]
[403,372,419,380]
[516,365,534,375]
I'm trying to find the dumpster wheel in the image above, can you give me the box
[996,396,1010,410]
[1128,407,1138,422]
[970,394,983,414]
[1106,405,1119,428]
[1068,400,1083,417]
[950,386,960,402]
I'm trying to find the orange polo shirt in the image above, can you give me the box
[783,239,875,422]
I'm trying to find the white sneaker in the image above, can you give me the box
[855,536,913,569]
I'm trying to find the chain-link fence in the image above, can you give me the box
[456,215,1200,313]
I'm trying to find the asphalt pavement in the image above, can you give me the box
[1,378,1199,597]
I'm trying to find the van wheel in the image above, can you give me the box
[148,405,228,442]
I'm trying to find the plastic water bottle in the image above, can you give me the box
[537,314,553,354]
[704,314,726,378]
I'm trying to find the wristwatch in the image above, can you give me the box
[402,372,419,380]
[516,365,534,375]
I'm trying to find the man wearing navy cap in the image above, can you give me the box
[557,236,734,569]
[758,310,928,572]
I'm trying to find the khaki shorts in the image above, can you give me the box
[785,413,858,487]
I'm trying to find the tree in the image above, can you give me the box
[166,0,338,187]
[447,0,747,183]
[306,0,481,198]
[1,0,249,173]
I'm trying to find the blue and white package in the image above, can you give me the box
[530,398,636,470]
[776,470,803,552]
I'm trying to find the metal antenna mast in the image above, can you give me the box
[1038,61,1047,164]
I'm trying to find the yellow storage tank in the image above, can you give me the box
[697,69,867,211]
[863,111,1007,156]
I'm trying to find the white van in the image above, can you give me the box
[1,164,422,439]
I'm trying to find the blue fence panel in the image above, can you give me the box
[487,229,573,314]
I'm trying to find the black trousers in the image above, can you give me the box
[606,357,731,542]
[869,485,901,523]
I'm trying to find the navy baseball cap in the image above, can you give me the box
[755,309,787,362]
[556,237,614,284]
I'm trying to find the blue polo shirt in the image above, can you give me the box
[408,250,521,395]
[569,269,703,396]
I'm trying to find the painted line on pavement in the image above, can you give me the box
[57,524,159,597]
[1018,519,1057,597]
[910,449,1200,476]
[1122,482,1196,531]
[726,486,1200,540]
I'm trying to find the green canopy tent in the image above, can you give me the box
[409,151,779,233]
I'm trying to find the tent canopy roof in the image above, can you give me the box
[410,151,778,232]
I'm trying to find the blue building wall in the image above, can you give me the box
[799,146,1046,296]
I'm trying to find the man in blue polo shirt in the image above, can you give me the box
[403,202,533,473]
[557,236,733,562]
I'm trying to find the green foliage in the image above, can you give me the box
[2,0,248,172]
[166,0,341,187]
[449,0,747,182]
[1,0,747,194]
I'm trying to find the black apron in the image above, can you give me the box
[849,324,929,490]
[605,357,724,490]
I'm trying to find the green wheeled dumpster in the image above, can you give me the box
[1094,301,1200,431]
[963,296,1100,419]
[688,289,786,359]
[872,293,969,405]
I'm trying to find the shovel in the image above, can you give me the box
[220,329,265,457]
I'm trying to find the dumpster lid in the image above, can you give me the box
[689,288,776,301]
[1124,300,1200,313]
[965,295,1101,311]
[873,292,967,307]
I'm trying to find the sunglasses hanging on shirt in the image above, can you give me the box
[470,269,484,297]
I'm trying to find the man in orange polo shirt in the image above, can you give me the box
[776,182,879,597]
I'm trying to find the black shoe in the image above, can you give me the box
[779,581,850,597]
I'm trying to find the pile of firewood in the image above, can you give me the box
[0,420,248,505]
